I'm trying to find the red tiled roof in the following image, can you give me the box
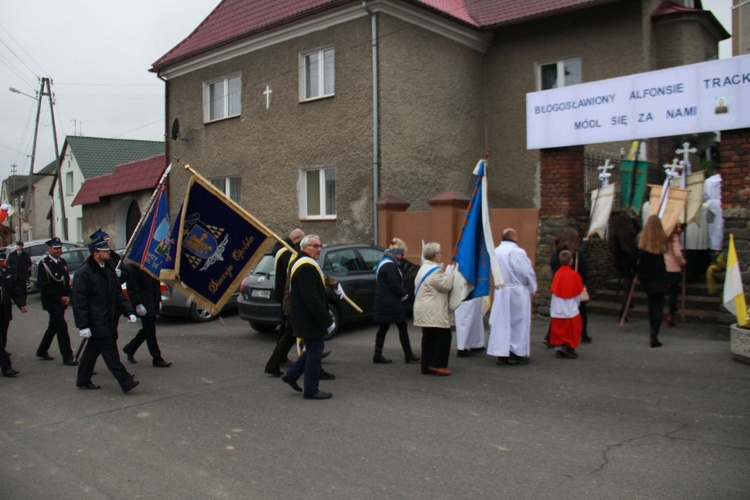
[152,0,617,71]
[72,154,167,206]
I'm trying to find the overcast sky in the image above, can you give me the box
[0,0,733,185]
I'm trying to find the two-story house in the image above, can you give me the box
[151,0,727,244]
[53,136,164,243]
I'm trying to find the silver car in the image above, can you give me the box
[159,284,238,322]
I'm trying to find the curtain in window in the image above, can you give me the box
[563,59,581,86]
[541,64,558,90]
[306,53,319,99]
[228,76,241,117]
[325,168,336,215]
[323,49,334,96]
[209,82,224,120]
[306,170,321,216]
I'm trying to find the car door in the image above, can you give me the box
[321,247,376,321]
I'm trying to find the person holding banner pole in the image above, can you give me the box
[636,215,670,348]
[281,235,334,400]
[123,264,171,367]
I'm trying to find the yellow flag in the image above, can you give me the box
[723,234,749,327]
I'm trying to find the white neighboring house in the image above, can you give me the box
[51,136,163,243]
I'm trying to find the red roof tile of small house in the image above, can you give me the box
[72,154,167,206]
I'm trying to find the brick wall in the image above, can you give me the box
[720,128,750,215]
[540,146,585,217]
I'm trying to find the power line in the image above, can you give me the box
[0,22,48,76]
[0,35,39,80]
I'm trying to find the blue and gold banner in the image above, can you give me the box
[160,171,277,315]
[124,185,170,280]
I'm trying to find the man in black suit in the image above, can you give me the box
[281,235,335,400]
[35,237,77,366]
[6,241,31,300]
[73,237,139,393]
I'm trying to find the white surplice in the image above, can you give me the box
[488,241,537,357]
[455,297,486,350]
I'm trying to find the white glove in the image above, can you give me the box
[335,284,345,299]
[79,328,92,338]
[445,264,455,274]
[401,294,408,302]
[135,304,147,316]
[327,321,336,334]
[116,268,122,278]
[128,314,137,323]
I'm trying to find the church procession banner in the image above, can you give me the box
[647,185,690,237]
[160,168,278,315]
[587,183,617,239]
[527,54,750,149]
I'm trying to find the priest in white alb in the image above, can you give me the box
[488,228,537,365]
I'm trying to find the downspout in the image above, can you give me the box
[363,2,379,245]
[158,73,171,215]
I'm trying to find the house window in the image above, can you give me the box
[299,167,336,219]
[299,47,334,100]
[204,74,241,122]
[65,171,74,195]
[210,176,241,205]
[537,58,582,90]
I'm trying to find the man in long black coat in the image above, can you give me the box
[35,237,77,365]
[0,264,26,377]
[281,235,335,400]
[122,264,171,367]
[73,238,139,393]
[6,241,31,300]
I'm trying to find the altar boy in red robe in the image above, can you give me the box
[549,250,584,359]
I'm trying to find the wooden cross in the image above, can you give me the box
[263,85,272,109]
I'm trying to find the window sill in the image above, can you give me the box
[203,114,241,125]
[300,216,337,222]
[299,94,334,104]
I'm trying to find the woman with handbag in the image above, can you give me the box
[550,228,591,343]
[637,215,670,348]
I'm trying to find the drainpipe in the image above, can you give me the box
[363,1,379,245]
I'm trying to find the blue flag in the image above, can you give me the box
[124,185,170,279]
[159,173,277,315]
[449,159,503,311]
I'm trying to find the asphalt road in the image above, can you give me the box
[2,293,749,499]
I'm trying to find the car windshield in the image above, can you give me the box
[253,255,275,276]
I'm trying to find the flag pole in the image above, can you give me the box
[119,163,172,267]
[182,163,295,255]
[451,150,490,261]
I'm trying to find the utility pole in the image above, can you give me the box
[21,78,67,240]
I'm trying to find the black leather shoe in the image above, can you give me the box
[405,353,420,363]
[456,350,474,358]
[122,380,140,393]
[650,340,662,348]
[497,356,517,365]
[63,359,79,366]
[152,360,172,368]
[37,353,54,361]
[281,374,302,392]
[77,382,101,390]
[510,353,530,365]
[123,348,137,364]
[373,355,392,364]
[303,391,332,400]
[319,370,336,380]
[2,368,19,377]
[581,336,593,344]
[264,369,282,378]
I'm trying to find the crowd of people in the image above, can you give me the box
[1,201,715,399]
[1,230,172,394]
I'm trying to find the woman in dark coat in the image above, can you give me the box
[373,238,419,364]
[636,215,670,348]
[550,228,591,343]
[609,213,639,318]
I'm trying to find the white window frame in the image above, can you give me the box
[65,171,74,195]
[298,166,336,220]
[299,47,335,101]
[210,176,242,205]
[203,73,242,123]
[536,58,582,91]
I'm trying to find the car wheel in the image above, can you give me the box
[323,303,341,340]
[249,322,278,333]
[189,303,215,323]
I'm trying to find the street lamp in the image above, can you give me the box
[8,87,38,100]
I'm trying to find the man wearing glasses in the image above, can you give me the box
[281,235,335,400]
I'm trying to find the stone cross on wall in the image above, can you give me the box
[264,85,272,109]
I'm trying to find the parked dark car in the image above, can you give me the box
[238,244,417,338]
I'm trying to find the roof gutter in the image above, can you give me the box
[363,1,379,245]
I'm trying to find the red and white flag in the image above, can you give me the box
[0,203,16,223]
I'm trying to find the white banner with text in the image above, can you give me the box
[526,54,750,149]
